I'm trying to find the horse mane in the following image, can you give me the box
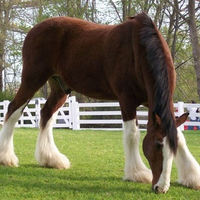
[138,13,177,153]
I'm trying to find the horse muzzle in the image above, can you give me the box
[153,183,170,194]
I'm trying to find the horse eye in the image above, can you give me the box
[155,140,163,149]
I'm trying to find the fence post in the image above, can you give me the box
[3,100,9,119]
[35,99,41,128]
[68,97,73,129]
[177,101,184,131]
[69,96,80,130]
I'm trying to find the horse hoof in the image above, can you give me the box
[0,154,19,167]
[36,153,70,169]
[179,180,200,190]
[123,169,152,183]
[50,154,71,169]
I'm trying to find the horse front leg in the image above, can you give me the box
[174,128,200,189]
[123,119,152,183]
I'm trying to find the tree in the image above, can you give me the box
[1,0,200,102]
[165,0,200,101]
[109,0,200,102]
[0,0,33,95]
[0,0,11,92]
[187,0,200,99]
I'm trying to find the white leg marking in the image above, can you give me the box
[35,112,70,169]
[174,128,200,189]
[123,119,152,183]
[0,104,26,166]
[154,137,173,193]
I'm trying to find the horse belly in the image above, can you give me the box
[59,66,116,100]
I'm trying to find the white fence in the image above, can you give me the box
[0,96,199,130]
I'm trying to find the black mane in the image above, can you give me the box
[138,13,177,153]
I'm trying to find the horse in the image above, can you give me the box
[0,12,200,193]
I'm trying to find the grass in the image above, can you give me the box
[0,129,200,199]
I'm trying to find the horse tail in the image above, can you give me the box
[138,12,177,154]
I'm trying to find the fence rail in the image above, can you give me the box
[0,96,199,130]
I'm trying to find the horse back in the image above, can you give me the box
[22,14,174,104]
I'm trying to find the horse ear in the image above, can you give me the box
[176,113,189,127]
[155,114,162,126]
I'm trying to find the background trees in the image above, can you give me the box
[0,0,199,102]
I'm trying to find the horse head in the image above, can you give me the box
[142,113,188,193]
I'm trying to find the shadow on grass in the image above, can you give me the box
[0,164,152,196]
[2,165,198,200]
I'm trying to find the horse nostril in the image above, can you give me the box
[154,185,167,194]
[154,185,159,194]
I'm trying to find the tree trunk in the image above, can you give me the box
[188,0,200,99]
[0,1,8,92]
[0,54,3,91]
[122,0,127,21]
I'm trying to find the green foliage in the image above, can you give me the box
[175,65,198,102]
[173,35,198,102]
[0,128,199,199]
[1,0,200,102]
[0,91,13,101]
[35,0,96,23]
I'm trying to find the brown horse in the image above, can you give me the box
[0,12,199,193]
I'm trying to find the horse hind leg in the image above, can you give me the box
[0,85,39,167]
[35,77,70,169]
[0,103,26,166]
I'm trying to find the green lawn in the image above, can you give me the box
[0,128,200,199]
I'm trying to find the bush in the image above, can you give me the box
[0,91,13,101]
